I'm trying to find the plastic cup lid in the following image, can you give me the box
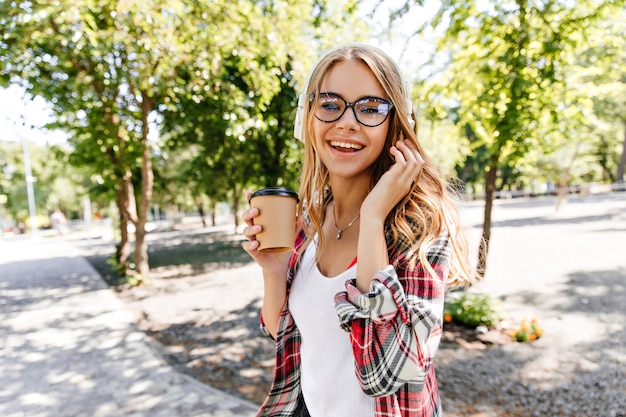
[249,187,299,203]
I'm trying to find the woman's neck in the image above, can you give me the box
[328,176,369,223]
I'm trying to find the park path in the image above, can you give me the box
[438,193,626,416]
[1,192,624,417]
[0,237,258,417]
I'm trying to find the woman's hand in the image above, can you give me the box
[361,139,424,221]
[242,206,300,338]
[241,207,297,279]
[355,139,424,291]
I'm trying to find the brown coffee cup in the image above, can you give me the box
[249,187,299,253]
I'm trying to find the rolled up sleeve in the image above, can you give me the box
[334,234,449,397]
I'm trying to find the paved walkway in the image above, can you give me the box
[441,192,626,416]
[1,192,624,417]
[0,237,258,417]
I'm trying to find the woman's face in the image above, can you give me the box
[313,59,390,182]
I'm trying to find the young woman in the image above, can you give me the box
[242,43,476,417]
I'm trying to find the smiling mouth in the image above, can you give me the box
[329,140,364,152]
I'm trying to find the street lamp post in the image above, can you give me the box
[21,137,38,237]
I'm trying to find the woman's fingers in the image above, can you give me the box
[242,224,262,239]
[367,140,420,216]
[390,140,423,184]
[241,207,262,254]
[241,207,259,226]
[242,238,260,252]
[241,223,261,256]
[399,140,423,168]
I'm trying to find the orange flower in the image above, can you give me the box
[444,314,453,323]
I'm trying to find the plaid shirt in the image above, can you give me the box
[257,227,449,417]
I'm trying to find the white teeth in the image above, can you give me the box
[329,141,363,150]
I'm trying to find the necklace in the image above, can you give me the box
[332,202,360,239]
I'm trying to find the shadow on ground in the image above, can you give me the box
[78,200,625,416]
[83,229,251,282]
[438,328,624,417]
[0,254,215,416]
[560,268,626,314]
[438,266,626,417]
[143,298,275,405]
[0,257,105,313]
[477,208,624,229]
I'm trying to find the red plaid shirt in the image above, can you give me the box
[257,227,448,417]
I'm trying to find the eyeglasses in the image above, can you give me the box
[311,92,394,127]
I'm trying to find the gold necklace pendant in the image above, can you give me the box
[332,202,360,239]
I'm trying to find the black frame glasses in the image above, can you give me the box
[311,92,394,127]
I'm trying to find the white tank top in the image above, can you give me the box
[289,240,375,417]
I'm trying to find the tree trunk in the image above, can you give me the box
[232,183,240,231]
[555,179,568,211]
[617,119,626,182]
[134,92,154,277]
[197,199,207,228]
[210,200,217,227]
[115,199,131,271]
[477,152,499,278]
[116,166,137,269]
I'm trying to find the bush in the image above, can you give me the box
[444,292,503,327]
[510,318,544,342]
[105,255,150,287]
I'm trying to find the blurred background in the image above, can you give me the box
[1,0,624,276]
[1,2,625,416]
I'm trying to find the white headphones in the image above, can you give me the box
[293,42,415,142]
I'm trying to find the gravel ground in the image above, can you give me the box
[81,193,626,417]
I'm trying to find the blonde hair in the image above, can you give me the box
[297,43,476,289]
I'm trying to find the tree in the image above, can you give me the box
[158,0,366,230]
[390,0,624,275]
[1,0,299,275]
[573,10,626,183]
[1,0,374,277]
[1,0,160,273]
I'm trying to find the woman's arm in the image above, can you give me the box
[260,270,288,339]
[242,206,299,339]
[335,232,450,397]
[356,139,424,292]
[355,214,388,292]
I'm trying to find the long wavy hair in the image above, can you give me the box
[297,43,476,289]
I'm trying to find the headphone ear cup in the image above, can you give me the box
[294,74,312,142]
[293,96,305,142]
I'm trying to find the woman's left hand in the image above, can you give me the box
[361,139,424,221]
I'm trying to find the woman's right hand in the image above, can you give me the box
[241,207,294,279]
[242,206,296,339]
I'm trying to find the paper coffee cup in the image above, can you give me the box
[249,187,299,253]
